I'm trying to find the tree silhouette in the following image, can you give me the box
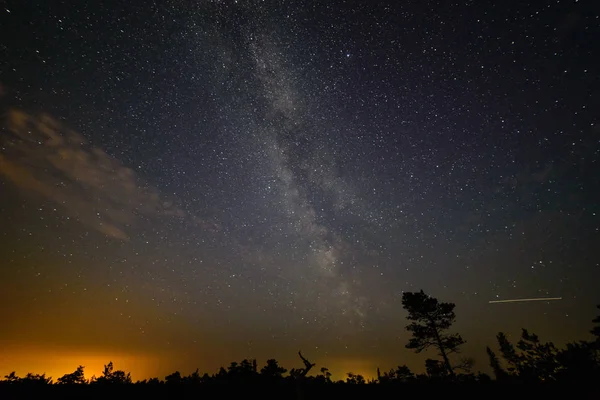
[550,303,600,381]
[289,351,315,379]
[318,367,332,383]
[592,305,600,340]
[378,365,415,383]
[495,330,559,381]
[401,290,465,377]
[3,372,20,383]
[184,368,203,384]
[18,373,52,385]
[394,365,415,381]
[165,371,182,385]
[215,366,228,381]
[221,359,259,382]
[517,329,559,380]
[2,372,52,384]
[345,372,365,384]
[452,357,475,374]
[496,332,520,372]
[144,377,163,385]
[425,359,448,378]
[260,359,287,378]
[57,365,86,384]
[486,346,508,380]
[93,361,132,384]
[556,341,600,381]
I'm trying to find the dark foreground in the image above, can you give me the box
[0,382,593,400]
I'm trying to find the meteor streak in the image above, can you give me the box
[489,297,562,304]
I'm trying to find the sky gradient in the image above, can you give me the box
[1,0,599,381]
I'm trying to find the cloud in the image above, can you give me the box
[0,109,199,239]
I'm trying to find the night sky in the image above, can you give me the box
[1,0,599,381]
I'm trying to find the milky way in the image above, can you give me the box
[0,0,599,379]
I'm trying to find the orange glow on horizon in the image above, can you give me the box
[0,345,160,382]
[324,358,378,381]
[1,345,383,383]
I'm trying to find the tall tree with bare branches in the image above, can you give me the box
[402,290,465,377]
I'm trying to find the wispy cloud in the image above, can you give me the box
[1,109,205,239]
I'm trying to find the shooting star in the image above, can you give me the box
[489,297,562,304]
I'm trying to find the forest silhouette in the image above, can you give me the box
[2,290,599,398]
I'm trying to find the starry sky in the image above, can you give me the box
[0,0,599,381]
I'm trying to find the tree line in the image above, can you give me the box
[2,290,599,386]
